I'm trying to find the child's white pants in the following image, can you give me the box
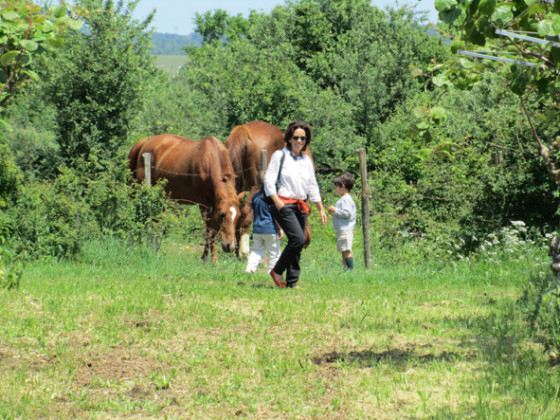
[245,233,281,272]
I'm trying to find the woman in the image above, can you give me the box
[264,121,328,289]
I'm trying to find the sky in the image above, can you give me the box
[131,0,439,36]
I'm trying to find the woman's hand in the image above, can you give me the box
[314,202,328,225]
[272,195,284,211]
[320,208,328,225]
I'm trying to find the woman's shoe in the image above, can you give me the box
[270,270,286,288]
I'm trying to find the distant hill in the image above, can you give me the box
[151,32,203,55]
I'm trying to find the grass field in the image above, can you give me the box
[1,221,559,418]
[155,55,188,76]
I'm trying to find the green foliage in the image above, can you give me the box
[39,0,157,165]
[374,73,560,253]
[0,141,21,206]
[0,159,168,259]
[429,0,560,189]
[0,0,82,121]
[0,240,23,290]
[2,82,60,179]
[159,0,446,172]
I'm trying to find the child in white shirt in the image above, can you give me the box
[327,173,357,270]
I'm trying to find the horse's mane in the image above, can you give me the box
[200,136,238,202]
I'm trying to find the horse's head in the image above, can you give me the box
[211,190,241,254]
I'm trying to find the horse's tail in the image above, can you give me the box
[226,125,254,191]
[127,137,149,182]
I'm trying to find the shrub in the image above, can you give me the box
[1,159,169,259]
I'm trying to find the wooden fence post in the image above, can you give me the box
[357,148,372,268]
[142,152,152,187]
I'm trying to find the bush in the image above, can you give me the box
[0,236,23,290]
[1,158,169,259]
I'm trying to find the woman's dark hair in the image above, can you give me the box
[284,121,312,152]
[334,172,355,191]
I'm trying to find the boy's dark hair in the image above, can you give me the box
[334,172,355,191]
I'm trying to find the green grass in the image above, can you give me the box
[0,230,559,419]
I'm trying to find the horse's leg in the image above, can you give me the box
[200,206,214,262]
[238,186,258,258]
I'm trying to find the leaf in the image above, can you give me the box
[430,106,448,124]
[0,51,18,67]
[42,21,55,33]
[54,5,67,19]
[67,19,84,31]
[432,73,448,87]
[1,11,19,21]
[413,107,429,118]
[410,66,424,77]
[19,54,31,66]
[538,19,554,36]
[469,29,486,46]
[553,15,560,35]
[555,0,560,14]
[478,0,497,16]
[20,40,38,52]
[435,0,456,12]
[458,58,477,69]
[416,148,433,161]
[21,69,38,81]
[440,7,467,25]
[492,5,514,26]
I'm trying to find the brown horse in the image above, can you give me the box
[128,134,242,262]
[225,121,313,258]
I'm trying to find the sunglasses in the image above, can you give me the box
[292,136,307,141]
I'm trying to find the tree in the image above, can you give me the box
[188,0,445,168]
[0,0,82,125]
[39,0,156,165]
[251,0,448,148]
[431,0,560,189]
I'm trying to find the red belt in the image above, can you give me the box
[278,196,309,214]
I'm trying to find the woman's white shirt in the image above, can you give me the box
[264,148,321,202]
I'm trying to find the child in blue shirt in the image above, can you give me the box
[245,171,283,273]
[327,173,357,270]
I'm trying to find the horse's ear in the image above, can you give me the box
[238,191,248,201]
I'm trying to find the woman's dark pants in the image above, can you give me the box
[272,204,307,287]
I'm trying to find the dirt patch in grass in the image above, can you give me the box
[74,346,169,387]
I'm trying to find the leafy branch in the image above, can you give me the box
[0,1,83,117]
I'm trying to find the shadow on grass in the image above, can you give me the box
[311,346,461,368]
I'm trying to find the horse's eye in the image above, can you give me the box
[220,213,226,220]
